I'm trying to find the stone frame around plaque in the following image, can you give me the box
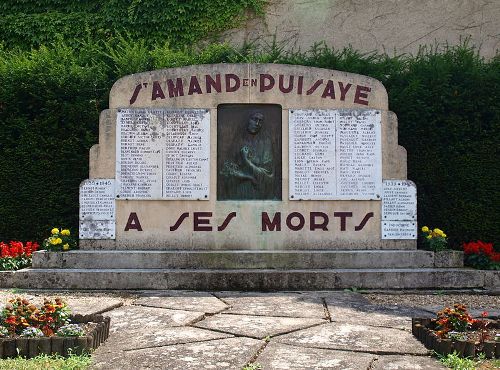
[217,104,282,201]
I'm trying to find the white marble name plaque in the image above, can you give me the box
[79,179,116,239]
[382,180,417,221]
[79,220,115,239]
[382,221,417,239]
[116,108,210,200]
[289,109,381,200]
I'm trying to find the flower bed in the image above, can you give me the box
[463,241,500,270]
[0,241,39,271]
[412,304,499,358]
[0,298,110,358]
[0,313,110,358]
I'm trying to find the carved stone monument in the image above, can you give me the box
[14,63,492,290]
[79,63,415,250]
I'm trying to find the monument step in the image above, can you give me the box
[31,250,447,270]
[1,268,492,290]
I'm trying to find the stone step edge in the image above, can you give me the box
[35,250,435,254]
[1,268,497,290]
[32,250,463,269]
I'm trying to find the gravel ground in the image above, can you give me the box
[366,293,500,310]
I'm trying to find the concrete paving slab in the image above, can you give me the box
[100,325,233,351]
[194,313,326,339]
[106,305,205,333]
[91,337,263,370]
[215,292,326,318]
[328,304,434,330]
[277,323,429,355]
[321,291,372,307]
[134,293,228,314]
[256,342,374,369]
[372,355,445,369]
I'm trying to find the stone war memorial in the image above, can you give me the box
[15,64,492,289]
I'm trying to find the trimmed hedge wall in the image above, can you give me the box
[0,40,498,248]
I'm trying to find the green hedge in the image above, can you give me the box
[0,40,498,248]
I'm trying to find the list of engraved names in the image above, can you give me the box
[289,109,381,200]
[116,109,210,199]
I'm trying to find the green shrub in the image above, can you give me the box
[0,40,497,249]
[0,0,266,50]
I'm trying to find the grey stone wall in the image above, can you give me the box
[220,0,499,58]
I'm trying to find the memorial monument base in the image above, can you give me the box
[0,249,497,291]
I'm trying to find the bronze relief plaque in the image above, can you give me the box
[217,104,282,200]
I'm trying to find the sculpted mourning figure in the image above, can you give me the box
[220,112,276,200]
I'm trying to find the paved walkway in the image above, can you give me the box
[1,290,497,369]
[90,291,444,369]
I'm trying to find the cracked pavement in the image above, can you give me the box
[1,290,497,369]
[90,291,446,369]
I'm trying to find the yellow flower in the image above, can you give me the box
[433,228,443,235]
[51,228,60,235]
[426,235,432,239]
[442,233,447,238]
[61,229,70,236]
[421,226,429,233]
[55,238,62,245]
[49,237,58,245]
[62,244,70,251]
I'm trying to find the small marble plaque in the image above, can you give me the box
[79,220,116,239]
[116,108,210,200]
[289,109,381,200]
[382,221,417,239]
[79,179,116,239]
[382,180,417,221]
[79,179,116,220]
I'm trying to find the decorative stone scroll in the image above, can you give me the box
[381,180,417,239]
[116,108,210,200]
[79,179,116,239]
[289,109,382,200]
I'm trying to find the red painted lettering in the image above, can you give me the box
[225,74,240,92]
[321,80,336,99]
[306,79,323,95]
[338,82,352,101]
[260,74,275,92]
[286,212,305,231]
[278,74,294,93]
[217,212,237,231]
[167,78,184,98]
[243,79,249,87]
[188,76,202,95]
[251,78,257,87]
[124,212,142,231]
[194,212,213,231]
[170,212,189,231]
[354,212,374,231]
[151,81,165,100]
[129,84,142,105]
[354,85,371,105]
[297,76,303,94]
[310,212,329,231]
[262,212,281,231]
[205,74,221,93]
[333,212,352,231]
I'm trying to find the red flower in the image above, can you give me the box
[5,316,17,325]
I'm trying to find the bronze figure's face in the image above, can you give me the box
[247,112,264,134]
